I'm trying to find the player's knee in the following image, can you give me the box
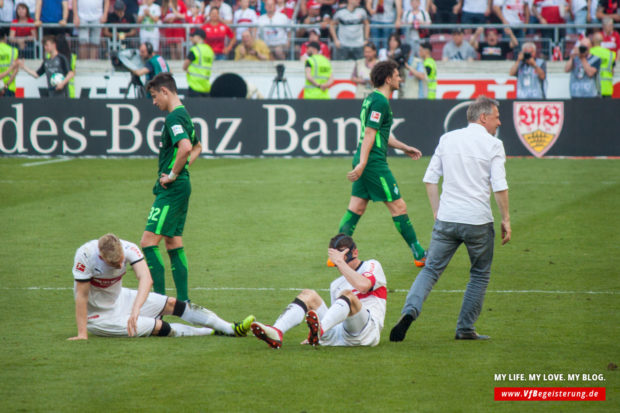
[140,232,156,248]
[387,199,407,216]
[298,289,321,310]
[162,297,177,315]
[339,291,362,314]
[153,320,172,337]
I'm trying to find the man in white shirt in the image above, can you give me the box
[69,233,254,339]
[390,96,511,342]
[73,0,109,59]
[257,0,290,59]
[203,0,233,24]
[251,234,387,348]
[233,0,258,41]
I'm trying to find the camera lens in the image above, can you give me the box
[579,45,587,54]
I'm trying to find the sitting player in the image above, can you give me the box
[251,234,386,348]
[69,233,254,340]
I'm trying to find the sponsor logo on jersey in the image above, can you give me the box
[75,262,86,272]
[513,102,564,158]
[171,124,184,136]
[90,274,124,288]
[370,111,381,122]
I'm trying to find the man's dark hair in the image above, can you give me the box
[146,72,178,94]
[329,233,356,252]
[308,41,321,51]
[42,34,57,45]
[370,60,398,88]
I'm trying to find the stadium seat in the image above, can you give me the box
[429,34,451,60]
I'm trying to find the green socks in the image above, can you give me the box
[392,214,425,260]
[338,209,361,236]
[143,246,165,295]
[168,247,189,302]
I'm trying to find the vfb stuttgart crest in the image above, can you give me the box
[513,102,564,158]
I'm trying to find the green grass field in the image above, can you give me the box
[1,157,618,412]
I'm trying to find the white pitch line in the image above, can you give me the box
[2,287,619,294]
[22,158,72,167]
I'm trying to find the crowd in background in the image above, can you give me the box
[1,0,619,98]
[1,0,619,61]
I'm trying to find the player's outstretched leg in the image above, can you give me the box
[143,245,166,294]
[251,322,283,349]
[168,298,253,337]
[305,310,322,346]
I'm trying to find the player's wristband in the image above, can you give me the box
[168,171,177,180]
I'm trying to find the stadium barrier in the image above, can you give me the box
[1,98,618,158]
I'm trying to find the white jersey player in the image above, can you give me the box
[69,233,254,340]
[251,234,387,349]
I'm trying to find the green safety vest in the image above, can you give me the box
[304,54,332,99]
[187,43,214,93]
[68,53,76,98]
[590,46,616,97]
[424,57,437,100]
[0,42,18,93]
[147,54,170,81]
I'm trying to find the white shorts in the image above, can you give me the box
[317,302,382,347]
[87,288,168,337]
[78,20,102,45]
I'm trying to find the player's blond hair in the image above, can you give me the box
[98,233,123,264]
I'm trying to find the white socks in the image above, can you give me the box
[181,303,234,335]
[169,323,213,337]
[273,302,306,334]
[321,298,351,333]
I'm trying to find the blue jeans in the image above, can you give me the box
[370,21,395,50]
[461,12,487,25]
[566,8,588,34]
[401,220,495,333]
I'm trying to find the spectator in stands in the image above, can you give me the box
[601,16,620,57]
[455,0,492,25]
[596,0,620,22]
[234,29,271,60]
[529,0,566,39]
[10,3,37,58]
[258,0,290,60]
[470,26,517,60]
[73,0,108,60]
[103,0,137,49]
[104,1,136,44]
[298,0,332,40]
[493,0,529,39]
[137,0,161,53]
[202,6,236,60]
[442,28,476,61]
[331,0,369,60]
[275,0,296,19]
[186,3,205,25]
[300,27,330,59]
[34,0,69,35]
[160,0,187,60]
[379,31,404,61]
[430,0,459,24]
[591,31,615,97]
[402,0,431,55]
[0,0,14,26]
[566,0,588,34]
[234,0,258,42]
[366,0,402,50]
[204,0,233,24]
[20,34,74,97]
[566,37,601,97]
[588,0,600,23]
[509,41,546,98]
[403,40,436,98]
[122,0,138,19]
[351,41,378,97]
[132,41,170,83]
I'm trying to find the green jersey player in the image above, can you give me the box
[337,60,427,267]
[140,73,202,302]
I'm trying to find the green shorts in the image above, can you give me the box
[351,163,402,202]
[145,179,191,237]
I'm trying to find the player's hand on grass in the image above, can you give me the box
[347,165,364,182]
[501,220,511,245]
[403,146,422,160]
[127,311,139,337]
[67,334,88,341]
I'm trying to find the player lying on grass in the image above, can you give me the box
[69,233,254,340]
[251,234,386,348]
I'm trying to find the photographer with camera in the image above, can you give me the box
[565,38,602,98]
[509,42,547,99]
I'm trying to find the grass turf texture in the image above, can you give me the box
[0,157,618,412]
